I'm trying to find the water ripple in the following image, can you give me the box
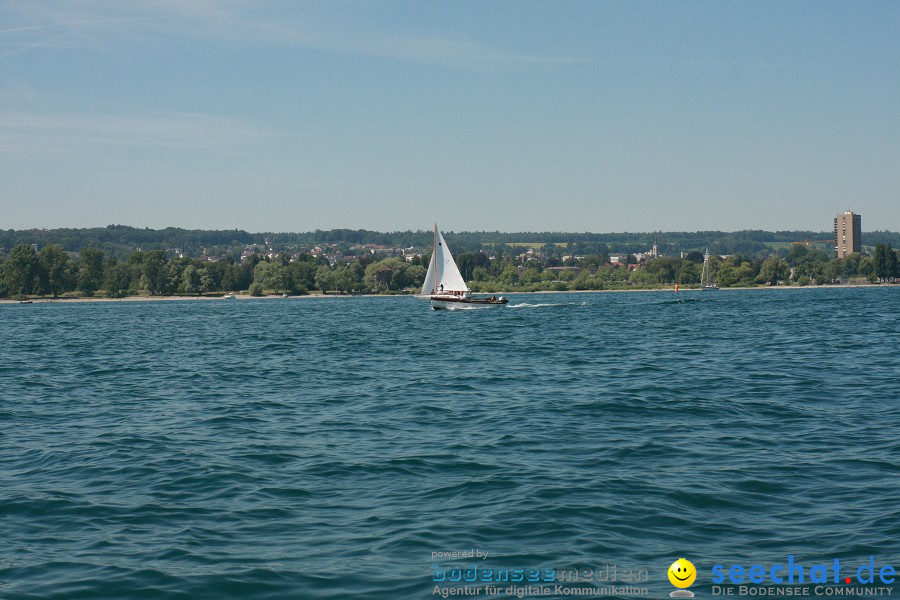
[1,289,899,598]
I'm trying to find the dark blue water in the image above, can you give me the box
[2,288,899,599]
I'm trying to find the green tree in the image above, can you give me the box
[389,261,415,290]
[858,255,875,280]
[141,250,169,295]
[756,256,788,285]
[199,267,213,293]
[315,266,335,293]
[287,256,319,291]
[77,247,105,296]
[628,268,657,286]
[405,264,425,289]
[733,263,756,287]
[235,262,253,290]
[874,243,886,282]
[499,264,519,286]
[520,267,541,284]
[331,265,362,293]
[254,261,288,293]
[182,264,202,295]
[604,264,629,286]
[685,251,705,264]
[843,253,862,277]
[364,259,398,292]
[221,266,238,293]
[4,244,39,295]
[471,266,488,282]
[823,259,843,284]
[163,260,185,294]
[886,244,897,281]
[456,252,477,282]
[644,257,679,284]
[38,244,75,297]
[104,259,133,297]
[202,261,225,292]
[676,261,700,285]
[717,264,739,287]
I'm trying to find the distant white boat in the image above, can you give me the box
[223,293,236,300]
[701,248,719,291]
[417,224,508,310]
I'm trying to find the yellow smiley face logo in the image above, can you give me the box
[668,558,696,588]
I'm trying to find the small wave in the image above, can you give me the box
[657,297,702,305]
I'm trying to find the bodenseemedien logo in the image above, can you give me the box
[669,558,697,597]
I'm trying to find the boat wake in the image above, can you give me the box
[507,302,584,309]
[443,304,494,310]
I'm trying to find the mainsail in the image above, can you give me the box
[421,226,469,295]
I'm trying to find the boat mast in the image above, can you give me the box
[433,223,439,294]
[702,248,710,287]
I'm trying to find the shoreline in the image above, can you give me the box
[0,292,386,305]
[1,283,893,305]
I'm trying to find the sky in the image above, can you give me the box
[1,1,898,233]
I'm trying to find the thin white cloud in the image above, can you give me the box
[0,1,583,65]
[0,26,89,58]
[0,111,277,153]
[244,19,584,65]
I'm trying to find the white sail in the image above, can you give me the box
[420,226,469,295]
[435,231,468,292]
[421,247,436,295]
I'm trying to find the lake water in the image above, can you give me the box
[2,288,899,599]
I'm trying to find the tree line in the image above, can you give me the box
[5,225,900,259]
[0,241,896,300]
[466,243,898,292]
[0,244,434,299]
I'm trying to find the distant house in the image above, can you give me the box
[403,246,420,261]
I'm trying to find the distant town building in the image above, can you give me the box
[834,210,861,258]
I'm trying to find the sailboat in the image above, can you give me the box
[701,248,719,291]
[418,224,508,310]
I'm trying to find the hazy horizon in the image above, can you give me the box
[7,222,897,237]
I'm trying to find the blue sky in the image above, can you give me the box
[1,1,898,233]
